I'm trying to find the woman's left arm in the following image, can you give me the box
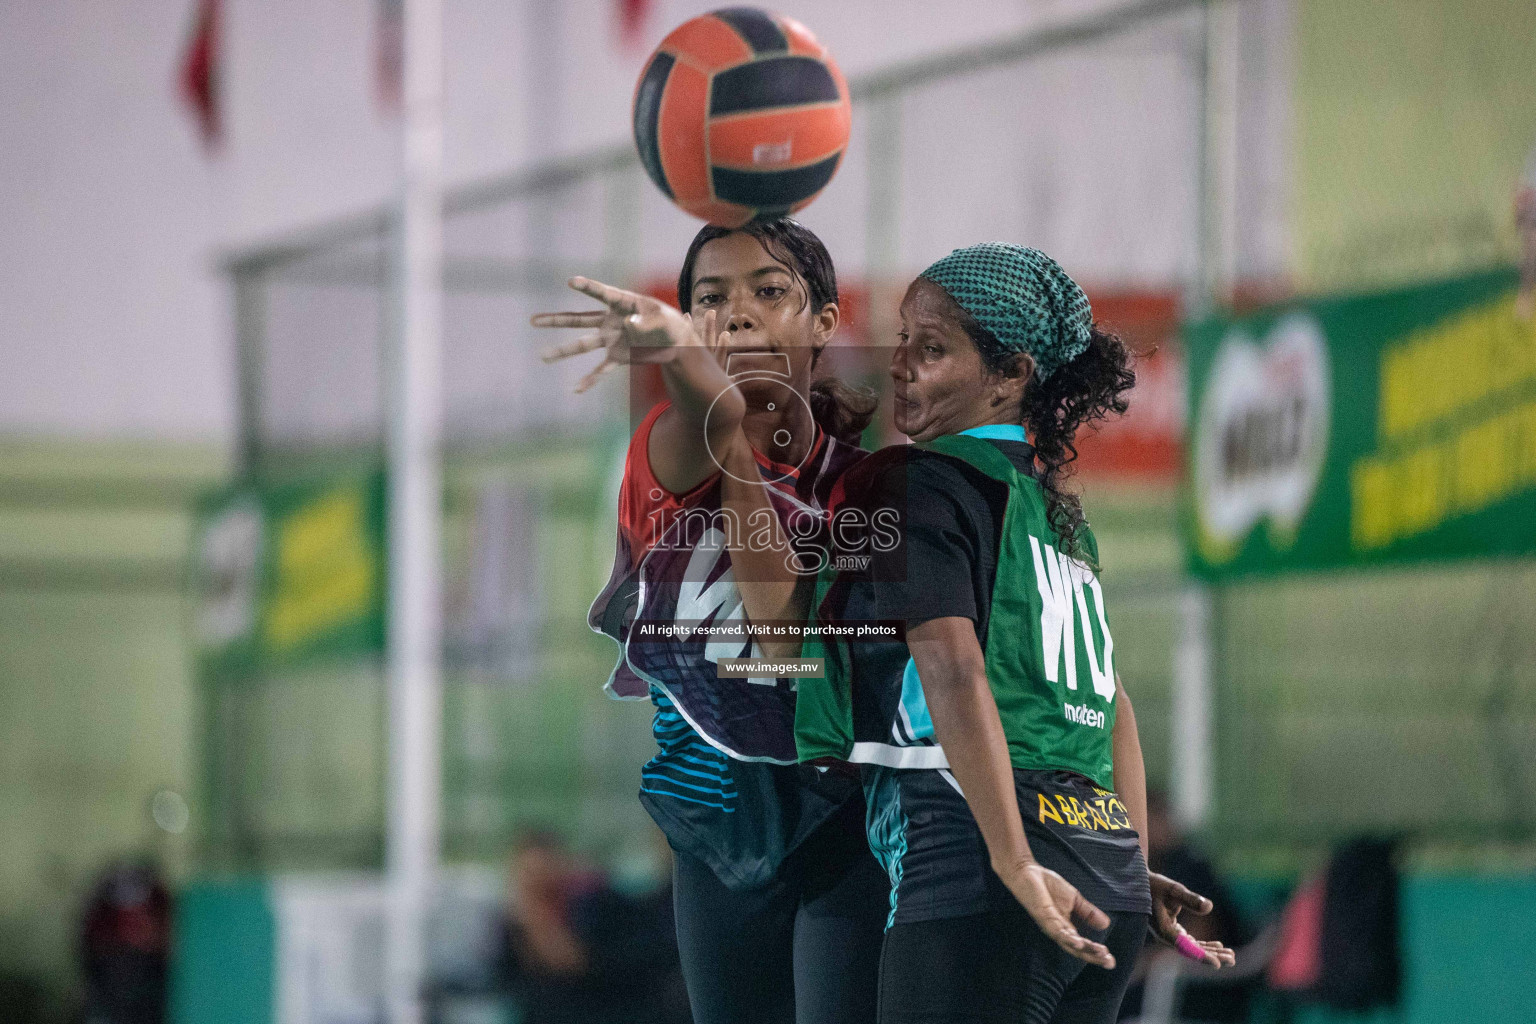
[1113,674,1235,967]
[1112,675,1149,859]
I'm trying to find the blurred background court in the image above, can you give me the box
[2,1,1534,1022]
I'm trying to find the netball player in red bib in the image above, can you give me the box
[535,219,887,1024]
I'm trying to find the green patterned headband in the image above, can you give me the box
[918,243,1093,381]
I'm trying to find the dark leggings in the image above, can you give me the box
[671,804,889,1024]
[878,907,1148,1024]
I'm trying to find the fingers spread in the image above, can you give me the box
[1168,925,1235,969]
[540,333,606,363]
[530,311,606,328]
[568,276,635,313]
[574,356,619,394]
[1199,940,1237,968]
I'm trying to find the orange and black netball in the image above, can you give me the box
[632,8,851,227]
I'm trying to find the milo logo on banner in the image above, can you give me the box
[1185,268,1533,578]
[1192,314,1332,564]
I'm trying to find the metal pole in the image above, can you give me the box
[386,0,443,1021]
[1173,0,1222,833]
[1173,583,1214,829]
[232,269,265,477]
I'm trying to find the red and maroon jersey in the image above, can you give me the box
[590,401,867,764]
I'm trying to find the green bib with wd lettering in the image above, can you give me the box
[796,433,1118,788]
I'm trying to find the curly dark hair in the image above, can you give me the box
[947,299,1136,561]
[677,219,876,447]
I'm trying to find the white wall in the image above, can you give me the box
[0,2,225,441]
[0,0,1291,442]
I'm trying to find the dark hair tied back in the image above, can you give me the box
[955,306,1136,562]
[678,218,875,447]
[810,377,878,446]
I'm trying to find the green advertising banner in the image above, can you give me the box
[1185,267,1536,579]
[193,469,387,673]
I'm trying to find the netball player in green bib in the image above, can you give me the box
[720,244,1234,1024]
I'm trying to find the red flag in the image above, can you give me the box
[376,0,404,114]
[177,0,221,148]
[618,0,651,47]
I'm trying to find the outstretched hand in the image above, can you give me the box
[532,277,723,393]
[1000,860,1117,969]
[1148,872,1237,968]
